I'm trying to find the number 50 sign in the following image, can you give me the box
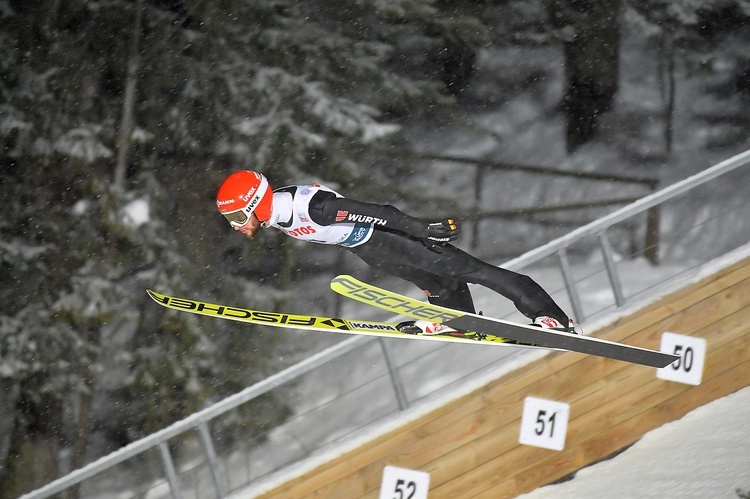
[657,332,707,385]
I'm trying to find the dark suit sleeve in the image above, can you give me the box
[307,191,428,238]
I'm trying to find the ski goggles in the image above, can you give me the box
[222,209,252,227]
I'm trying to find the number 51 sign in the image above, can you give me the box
[519,397,570,451]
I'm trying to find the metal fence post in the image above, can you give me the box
[198,423,227,498]
[472,165,486,250]
[557,248,585,323]
[379,338,409,410]
[158,442,183,499]
[598,231,626,307]
[644,204,661,264]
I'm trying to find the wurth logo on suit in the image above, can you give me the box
[335,210,387,226]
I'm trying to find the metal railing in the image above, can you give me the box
[20,148,750,499]
[385,150,661,256]
[502,149,750,322]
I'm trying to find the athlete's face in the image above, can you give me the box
[235,212,263,239]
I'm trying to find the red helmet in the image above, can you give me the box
[216,170,273,226]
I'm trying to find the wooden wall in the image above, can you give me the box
[257,256,750,498]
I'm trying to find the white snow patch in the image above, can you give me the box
[72,199,90,215]
[519,386,750,499]
[53,127,113,162]
[122,198,150,228]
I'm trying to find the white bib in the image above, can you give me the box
[268,185,373,247]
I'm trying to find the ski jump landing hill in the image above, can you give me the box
[249,153,750,498]
[252,248,750,498]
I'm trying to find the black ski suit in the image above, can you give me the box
[279,187,571,326]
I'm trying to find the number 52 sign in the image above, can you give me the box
[379,466,430,499]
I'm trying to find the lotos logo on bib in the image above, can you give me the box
[286,226,317,237]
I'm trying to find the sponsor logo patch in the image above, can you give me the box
[348,322,397,331]
[239,187,257,203]
[284,226,317,237]
[346,213,387,226]
[335,210,349,222]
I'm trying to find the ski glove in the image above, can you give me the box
[424,219,461,247]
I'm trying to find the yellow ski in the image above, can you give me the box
[146,290,535,348]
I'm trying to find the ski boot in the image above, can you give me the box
[396,320,483,339]
[532,316,583,335]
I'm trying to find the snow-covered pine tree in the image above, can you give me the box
[0,0,484,493]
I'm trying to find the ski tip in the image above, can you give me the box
[330,274,356,287]
[661,354,682,368]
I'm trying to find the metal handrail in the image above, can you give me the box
[503,148,750,323]
[503,149,750,272]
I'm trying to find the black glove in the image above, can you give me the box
[424,219,461,247]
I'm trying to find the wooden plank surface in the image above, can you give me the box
[257,257,750,499]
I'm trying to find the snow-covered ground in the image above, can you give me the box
[519,386,750,499]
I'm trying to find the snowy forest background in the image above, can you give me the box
[3,0,750,496]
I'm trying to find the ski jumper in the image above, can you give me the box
[267,184,570,325]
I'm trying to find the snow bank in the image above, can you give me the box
[520,386,750,499]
